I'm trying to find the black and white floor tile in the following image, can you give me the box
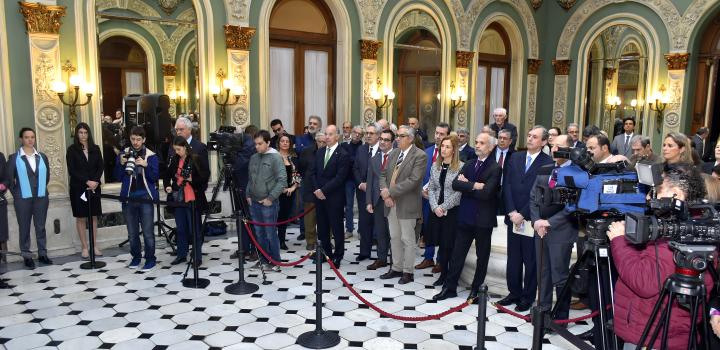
[0,226,592,349]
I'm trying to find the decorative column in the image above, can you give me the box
[526,59,542,134]
[162,64,177,117]
[19,2,67,194]
[224,25,255,128]
[360,39,382,125]
[551,59,571,130]
[661,53,689,134]
[454,51,474,129]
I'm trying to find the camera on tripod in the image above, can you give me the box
[124,149,138,175]
[208,126,245,159]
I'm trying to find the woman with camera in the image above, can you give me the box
[66,123,104,259]
[276,133,300,250]
[607,164,714,349]
[164,136,209,266]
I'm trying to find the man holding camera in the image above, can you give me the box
[118,126,159,271]
[529,134,578,323]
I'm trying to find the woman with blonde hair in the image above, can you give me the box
[426,134,463,286]
[662,132,694,167]
[702,173,720,202]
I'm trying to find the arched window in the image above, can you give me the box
[99,36,148,116]
[475,23,511,128]
[269,0,336,134]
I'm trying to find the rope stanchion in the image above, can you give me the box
[296,245,341,348]
[492,302,609,324]
[326,255,473,321]
[80,189,105,270]
[474,285,488,350]
[243,222,313,267]
[246,205,315,227]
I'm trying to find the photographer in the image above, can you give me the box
[118,126,159,271]
[607,164,713,349]
[164,136,210,266]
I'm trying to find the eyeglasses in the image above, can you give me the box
[364,132,375,135]
[174,127,187,132]
[379,138,392,142]
[397,134,409,138]
[272,128,282,133]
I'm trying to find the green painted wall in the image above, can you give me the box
[5,1,34,145]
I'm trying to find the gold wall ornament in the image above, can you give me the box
[359,40,382,60]
[18,1,66,35]
[556,0,576,10]
[664,53,690,70]
[527,59,543,74]
[158,0,183,15]
[162,64,177,76]
[552,59,572,75]
[224,25,256,50]
[604,67,617,80]
[455,51,474,69]
[531,0,543,10]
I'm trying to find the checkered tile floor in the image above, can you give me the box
[0,226,592,349]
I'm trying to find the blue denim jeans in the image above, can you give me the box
[175,206,203,261]
[344,180,356,232]
[250,200,281,263]
[123,196,155,262]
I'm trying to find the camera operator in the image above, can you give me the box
[607,164,713,350]
[164,136,210,266]
[229,126,256,261]
[118,126,159,271]
[586,134,629,165]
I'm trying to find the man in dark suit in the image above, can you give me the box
[567,123,584,148]
[457,127,476,162]
[365,129,394,270]
[529,134,579,322]
[269,119,295,149]
[610,117,635,158]
[298,132,326,250]
[353,124,380,261]
[692,127,709,161]
[433,132,502,301]
[493,129,514,215]
[312,125,350,267]
[489,107,518,150]
[498,126,553,312]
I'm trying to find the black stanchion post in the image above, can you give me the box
[81,190,105,270]
[297,245,341,348]
[531,306,546,350]
[475,285,488,350]
[182,201,210,288]
[224,204,258,294]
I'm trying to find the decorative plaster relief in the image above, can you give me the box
[228,49,251,128]
[226,0,250,25]
[662,69,685,133]
[455,68,469,128]
[18,2,66,34]
[225,25,256,50]
[552,75,568,128]
[395,10,441,40]
[356,0,388,38]
[526,74,538,129]
[361,60,378,124]
[164,76,177,116]
[34,53,57,102]
[38,106,62,129]
[359,40,382,60]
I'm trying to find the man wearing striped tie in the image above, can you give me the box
[365,128,395,270]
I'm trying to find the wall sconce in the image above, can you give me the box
[449,81,466,119]
[173,90,187,114]
[606,95,621,113]
[211,69,244,124]
[370,78,394,119]
[649,85,670,133]
[51,60,93,136]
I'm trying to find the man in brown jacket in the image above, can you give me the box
[378,125,427,284]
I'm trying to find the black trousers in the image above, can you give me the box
[316,198,344,260]
[277,192,295,243]
[356,188,373,258]
[444,223,493,292]
[534,236,574,320]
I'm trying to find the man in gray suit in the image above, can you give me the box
[379,126,427,284]
[365,128,395,270]
[530,134,579,322]
[610,117,635,158]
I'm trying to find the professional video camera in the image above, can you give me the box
[208,126,244,158]
[625,202,720,245]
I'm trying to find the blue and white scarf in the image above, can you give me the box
[16,148,47,198]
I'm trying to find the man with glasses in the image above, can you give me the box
[366,129,394,270]
[489,107,518,150]
[379,126,427,284]
[353,124,380,260]
[269,119,295,149]
[566,123,583,148]
[296,116,323,154]
[342,122,353,144]
[408,117,428,146]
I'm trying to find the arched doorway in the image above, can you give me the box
[691,16,720,160]
[269,0,336,134]
[99,36,148,116]
[474,23,511,129]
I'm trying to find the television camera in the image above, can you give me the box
[208,125,245,159]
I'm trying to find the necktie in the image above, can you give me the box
[525,155,532,173]
[624,135,630,152]
[369,147,373,158]
[324,147,331,168]
[381,153,389,170]
[432,147,438,163]
[549,168,559,189]
[498,151,505,168]
[396,151,405,166]
[474,159,483,172]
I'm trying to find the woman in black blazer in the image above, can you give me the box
[66,123,104,259]
[163,136,209,265]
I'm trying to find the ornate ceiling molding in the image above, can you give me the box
[456,51,474,68]
[556,0,577,10]
[355,0,388,39]
[225,25,256,50]
[359,40,382,60]
[527,59,543,74]
[225,0,250,26]
[162,64,177,76]
[664,52,689,70]
[395,10,441,40]
[552,59,572,75]
[18,1,66,35]
[530,0,542,10]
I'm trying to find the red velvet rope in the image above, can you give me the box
[493,303,609,324]
[243,222,313,267]
[246,205,315,226]
[326,255,474,322]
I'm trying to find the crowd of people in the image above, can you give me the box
[2,106,720,348]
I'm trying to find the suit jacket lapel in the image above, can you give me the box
[21,155,37,176]
[526,152,545,175]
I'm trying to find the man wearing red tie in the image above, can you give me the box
[493,129,514,215]
[365,129,395,270]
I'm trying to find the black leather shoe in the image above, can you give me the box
[38,255,53,265]
[467,288,479,303]
[380,269,403,280]
[297,233,305,241]
[332,257,342,267]
[432,288,457,301]
[496,296,519,306]
[432,277,445,287]
[23,257,35,269]
[514,301,533,312]
[171,257,187,265]
[356,255,370,262]
[280,242,289,250]
[398,273,414,285]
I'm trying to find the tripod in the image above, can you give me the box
[119,179,177,253]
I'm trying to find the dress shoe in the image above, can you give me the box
[415,259,434,270]
[432,276,445,286]
[332,257,342,267]
[380,269,403,280]
[280,242,289,250]
[23,257,35,269]
[246,251,259,262]
[514,300,532,312]
[38,255,53,265]
[367,260,387,270]
[467,288,479,303]
[496,296,519,306]
[570,300,589,310]
[432,288,457,301]
[230,250,239,259]
[171,256,187,265]
[356,255,370,262]
[431,265,442,274]
[398,273,414,285]
[297,233,305,241]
